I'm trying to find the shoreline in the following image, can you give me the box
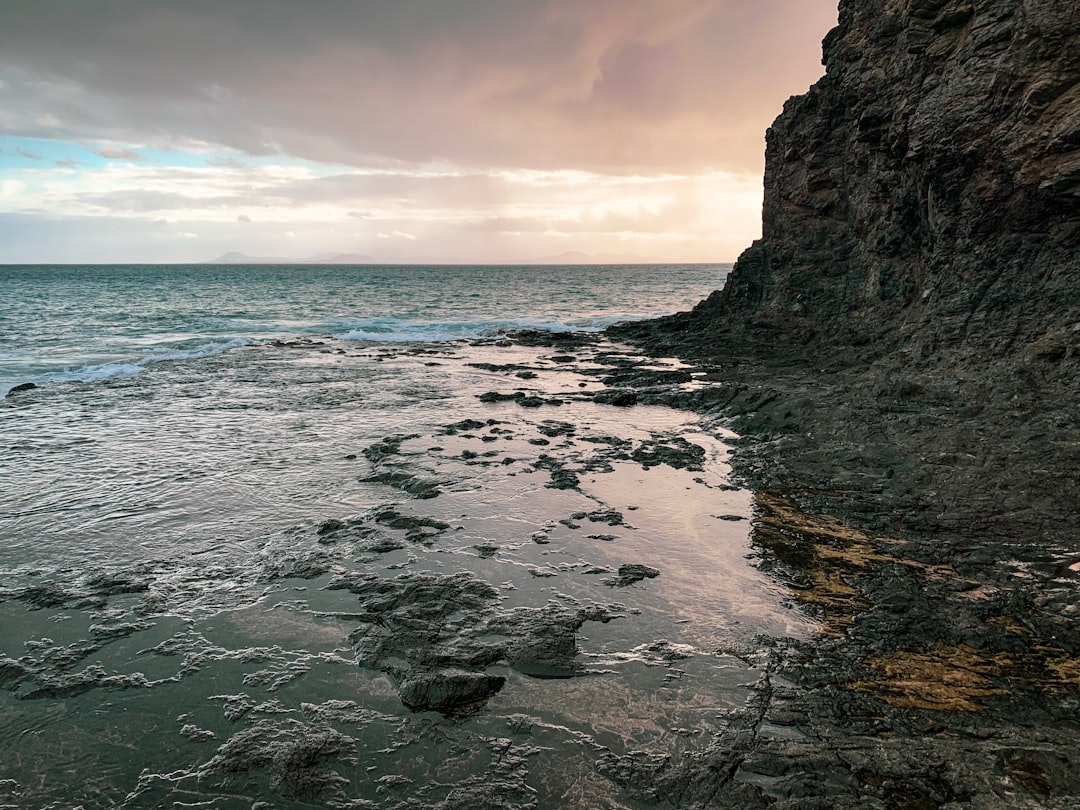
[3,323,1077,806]
[1,329,799,808]
[597,321,1080,806]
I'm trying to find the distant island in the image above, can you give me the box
[208,251,376,264]
[206,250,675,265]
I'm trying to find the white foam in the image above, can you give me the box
[144,337,252,362]
[63,362,145,382]
[3,337,254,396]
[335,317,626,343]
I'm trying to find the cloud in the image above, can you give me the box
[0,0,835,173]
[0,1,838,262]
[94,144,142,161]
[0,179,27,199]
[208,155,247,169]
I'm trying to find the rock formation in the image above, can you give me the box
[621,0,1080,544]
[693,0,1078,362]
[605,5,1080,803]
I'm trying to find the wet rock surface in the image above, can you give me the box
[608,0,1080,805]
[1,333,796,808]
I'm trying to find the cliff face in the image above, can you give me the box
[696,0,1080,371]
[600,6,1080,800]
[611,0,1080,545]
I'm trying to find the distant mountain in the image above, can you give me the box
[207,251,375,264]
[314,252,376,264]
[209,252,288,264]
[524,250,651,265]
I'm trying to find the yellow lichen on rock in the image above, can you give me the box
[848,644,1011,711]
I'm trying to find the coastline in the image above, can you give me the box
[588,0,1080,799]
[600,319,1080,806]
[2,317,1076,806]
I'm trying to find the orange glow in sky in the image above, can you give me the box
[0,1,838,263]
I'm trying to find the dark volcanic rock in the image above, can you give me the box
[605,564,660,588]
[613,0,1080,545]
[592,389,639,407]
[606,2,1080,806]
[643,1,1080,371]
[631,435,706,471]
[478,390,560,408]
[328,570,617,712]
[361,434,418,465]
[5,382,37,396]
[361,470,441,499]
[534,455,580,490]
[0,657,30,690]
[395,670,506,714]
[203,719,354,801]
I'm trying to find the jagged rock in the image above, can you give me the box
[361,470,441,499]
[593,389,639,407]
[329,570,618,711]
[0,658,30,690]
[613,0,1080,544]
[362,434,418,464]
[631,435,706,470]
[5,382,37,396]
[605,564,660,588]
[534,455,580,489]
[201,719,354,801]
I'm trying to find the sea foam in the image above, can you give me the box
[2,337,253,397]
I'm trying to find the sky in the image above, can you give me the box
[0,1,838,264]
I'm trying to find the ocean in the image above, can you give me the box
[0,263,813,808]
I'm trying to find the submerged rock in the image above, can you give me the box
[328,570,619,712]
[396,669,506,714]
[534,455,580,490]
[0,658,30,690]
[362,433,418,464]
[631,435,706,470]
[202,719,354,801]
[5,382,38,396]
[361,470,441,499]
[605,564,660,588]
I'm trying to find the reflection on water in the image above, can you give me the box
[0,336,812,808]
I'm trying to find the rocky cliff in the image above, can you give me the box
[698,0,1079,366]
[620,0,1080,545]
[603,4,1080,801]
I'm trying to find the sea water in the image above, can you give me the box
[0,263,724,396]
[0,263,813,808]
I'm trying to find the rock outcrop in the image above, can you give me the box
[689,0,1079,364]
[619,0,1080,545]
[607,5,1080,803]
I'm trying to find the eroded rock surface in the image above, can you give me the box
[616,0,1080,547]
[610,1,1080,805]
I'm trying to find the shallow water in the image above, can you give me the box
[0,264,819,808]
[0,263,729,395]
[0,334,816,808]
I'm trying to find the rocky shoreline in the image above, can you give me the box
[604,0,1080,804]
[2,332,812,809]
[1,324,1076,807]
[590,324,1080,808]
